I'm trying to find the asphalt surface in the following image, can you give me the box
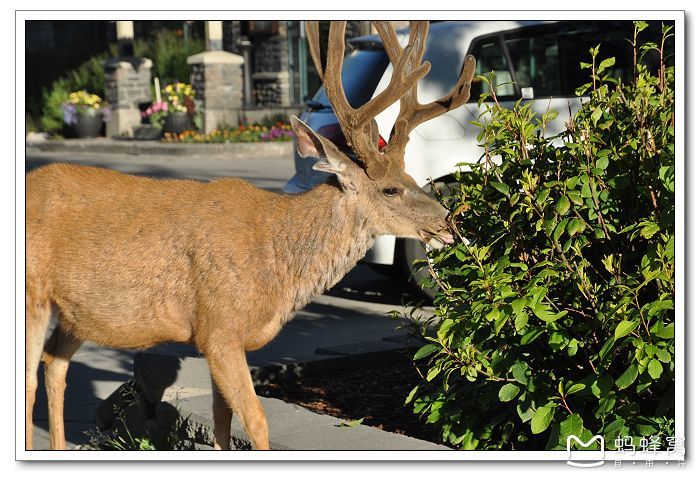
[24,148,424,450]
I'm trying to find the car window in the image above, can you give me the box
[505,33,561,96]
[469,22,645,101]
[469,38,515,99]
[557,29,635,92]
[312,48,389,108]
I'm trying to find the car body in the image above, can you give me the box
[284,20,636,295]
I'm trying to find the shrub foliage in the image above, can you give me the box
[409,22,675,450]
[38,30,204,134]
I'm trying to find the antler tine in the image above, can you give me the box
[407,54,477,129]
[379,22,476,157]
[372,21,402,65]
[305,21,324,81]
[357,41,431,128]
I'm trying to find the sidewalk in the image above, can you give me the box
[26,137,294,159]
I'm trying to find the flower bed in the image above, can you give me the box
[162,122,294,143]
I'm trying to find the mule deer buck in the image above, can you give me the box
[25,20,475,450]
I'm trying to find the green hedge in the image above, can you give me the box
[409,22,675,450]
[37,30,203,135]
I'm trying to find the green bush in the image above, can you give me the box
[39,53,109,134]
[135,30,204,86]
[408,22,675,450]
[37,30,204,134]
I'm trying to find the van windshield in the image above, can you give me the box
[311,47,389,109]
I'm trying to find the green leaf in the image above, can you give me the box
[520,327,545,345]
[405,385,419,404]
[566,218,585,236]
[647,359,663,379]
[514,310,529,331]
[553,219,568,241]
[614,320,639,340]
[656,349,672,363]
[566,383,586,395]
[598,57,616,72]
[591,107,603,124]
[486,307,501,322]
[555,196,571,215]
[413,343,439,360]
[640,222,660,239]
[596,156,609,170]
[599,336,616,360]
[531,406,554,434]
[532,304,567,323]
[656,323,675,339]
[490,181,510,196]
[498,383,521,402]
[559,413,584,439]
[591,376,613,399]
[511,362,529,385]
[337,417,365,428]
[615,363,639,389]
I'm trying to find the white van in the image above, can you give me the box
[284,20,636,298]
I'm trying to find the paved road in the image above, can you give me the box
[26,149,295,192]
[25,149,425,450]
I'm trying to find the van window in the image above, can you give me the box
[312,48,389,109]
[470,38,515,99]
[469,21,648,101]
[505,33,561,96]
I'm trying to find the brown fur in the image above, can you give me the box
[25,148,449,450]
[26,19,474,450]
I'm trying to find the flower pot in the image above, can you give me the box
[164,112,194,135]
[74,110,103,138]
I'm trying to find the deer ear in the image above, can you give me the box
[290,115,358,193]
[291,115,328,160]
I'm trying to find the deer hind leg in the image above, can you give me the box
[41,323,83,450]
[206,345,269,450]
[211,375,233,450]
[25,296,51,450]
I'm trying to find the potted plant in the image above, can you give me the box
[62,91,110,138]
[139,101,169,139]
[143,82,199,136]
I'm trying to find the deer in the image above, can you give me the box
[25,20,476,451]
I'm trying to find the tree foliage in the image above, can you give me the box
[409,22,675,450]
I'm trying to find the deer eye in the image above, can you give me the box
[382,187,400,197]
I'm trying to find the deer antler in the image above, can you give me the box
[306,21,430,179]
[305,21,476,179]
[373,21,477,160]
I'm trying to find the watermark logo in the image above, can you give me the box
[566,435,605,467]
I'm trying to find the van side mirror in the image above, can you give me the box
[521,87,534,99]
[520,87,535,100]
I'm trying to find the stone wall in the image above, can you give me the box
[187,51,244,132]
[103,57,152,137]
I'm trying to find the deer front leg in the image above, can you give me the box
[206,345,269,450]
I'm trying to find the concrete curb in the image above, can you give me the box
[26,139,294,159]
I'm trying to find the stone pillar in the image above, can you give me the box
[205,21,223,51]
[116,20,135,56]
[187,51,244,133]
[103,57,153,138]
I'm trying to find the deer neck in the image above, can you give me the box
[275,182,377,312]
